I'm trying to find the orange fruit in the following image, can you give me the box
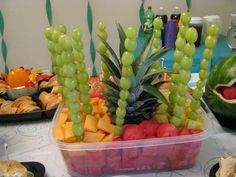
[7,68,30,88]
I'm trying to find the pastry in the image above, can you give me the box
[0,160,28,177]
[0,98,5,105]
[216,156,236,177]
[39,91,60,110]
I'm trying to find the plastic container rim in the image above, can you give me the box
[49,104,213,151]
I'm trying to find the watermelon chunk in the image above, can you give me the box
[139,120,159,137]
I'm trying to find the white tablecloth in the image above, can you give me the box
[0,74,235,177]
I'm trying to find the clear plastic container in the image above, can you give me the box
[203,15,222,40]
[50,105,213,177]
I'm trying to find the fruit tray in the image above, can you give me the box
[50,105,213,177]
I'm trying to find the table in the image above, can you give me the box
[136,35,232,72]
[0,75,235,177]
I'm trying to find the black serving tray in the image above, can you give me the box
[209,163,219,177]
[22,161,45,177]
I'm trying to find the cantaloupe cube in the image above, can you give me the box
[53,126,65,141]
[95,114,101,119]
[57,113,68,125]
[62,107,68,113]
[97,118,115,134]
[97,129,105,134]
[101,106,108,114]
[64,136,77,143]
[90,97,99,105]
[102,114,111,123]
[92,106,102,115]
[83,132,105,142]
[98,99,105,106]
[84,115,98,132]
[65,121,76,140]
[102,133,114,142]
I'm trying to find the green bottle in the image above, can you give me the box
[143,6,155,33]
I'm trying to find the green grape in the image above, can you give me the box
[97,22,106,31]
[44,26,54,40]
[173,105,184,117]
[116,118,125,126]
[79,84,90,93]
[58,68,65,77]
[82,104,93,114]
[116,107,126,118]
[208,23,219,36]
[118,99,127,109]
[74,41,84,51]
[180,12,191,26]
[61,51,73,64]
[67,91,78,102]
[171,74,179,83]
[55,55,63,66]
[98,43,107,53]
[124,39,137,52]
[203,48,213,60]
[115,125,123,136]
[58,34,72,51]
[177,97,186,106]
[72,28,83,41]
[80,93,90,104]
[154,30,161,38]
[197,80,204,89]
[192,89,203,100]
[62,63,76,77]
[200,59,209,70]
[153,17,163,30]
[57,75,64,85]
[185,27,198,44]
[179,70,191,84]
[73,51,85,63]
[72,123,84,136]
[122,51,134,66]
[63,87,71,97]
[58,24,67,34]
[47,41,56,53]
[189,111,198,120]
[205,36,217,49]
[53,66,59,74]
[126,27,136,39]
[64,98,71,107]
[170,116,181,127]
[76,62,86,72]
[174,50,184,62]
[64,77,77,90]
[175,37,186,50]
[179,25,188,38]
[122,66,133,77]
[153,38,160,48]
[58,86,64,95]
[70,114,82,124]
[181,56,193,70]
[152,48,158,54]
[178,83,189,96]
[77,72,89,83]
[120,77,131,90]
[99,31,108,40]
[184,43,196,57]
[199,70,208,80]
[68,102,80,113]
[190,99,200,111]
[120,90,129,100]
[55,44,63,54]
[52,30,61,42]
[169,83,178,93]
[173,63,181,73]
[51,54,57,64]
[169,94,180,104]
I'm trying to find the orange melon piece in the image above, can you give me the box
[84,115,98,132]
[101,106,108,115]
[102,133,114,142]
[90,97,99,105]
[53,126,65,141]
[97,118,115,134]
[57,112,68,125]
[92,105,102,115]
[83,132,105,142]
[65,121,76,140]
[102,114,111,123]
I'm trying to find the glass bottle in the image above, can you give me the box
[227,13,236,52]
[156,7,168,47]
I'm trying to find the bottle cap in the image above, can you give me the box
[203,15,221,23]
[190,17,203,24]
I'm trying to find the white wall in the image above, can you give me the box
[0,0,236,74]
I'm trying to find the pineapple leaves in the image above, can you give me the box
[97,51,121,79]
[135,48,170,86]
[98,35,121,69]
[116,23,126,59]
[142,70,163,84]
[143,85,170,107]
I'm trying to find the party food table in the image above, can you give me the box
[0,74,235,177]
